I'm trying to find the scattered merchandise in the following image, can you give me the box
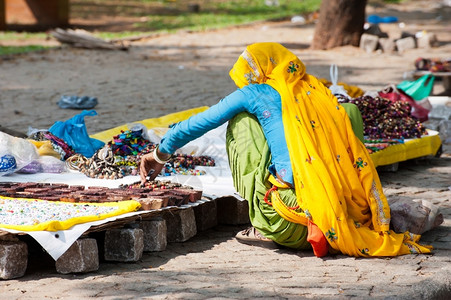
[378,85,430,122]
[341,95,427,139]
[0,131,39,174]
[66,128,215,179]
[28,130,76,160]
[363,138,404,154]
[415,57,451,73]
[163,154,215,176]
[0,180,202,208]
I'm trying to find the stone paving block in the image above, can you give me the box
[0,240,28,279]
[359,33,379,53]
[139,217,167,252]
[395,36,416,53]
[163,207,197,242]
[104,228,144,262]
[192,199,218,231]
[417,32,438,48]
[216,196,250,225]
[379,37,396,53]
[55,238,99,274]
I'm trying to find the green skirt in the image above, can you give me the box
[225,104,363,250]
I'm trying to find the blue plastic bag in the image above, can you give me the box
[367,15,398,24]
[49,110,104,158]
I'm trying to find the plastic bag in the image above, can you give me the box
[0,154,17,175]
[38,156,66,173]
[49,110,105,158]
[397,74,435,101]
[18,160,42,174]
[0,132,40,175]
[57,95,98,109]
[378,85,430,122]
[389,198,443,235]
[328,64,350,99]
[127,123,151,141]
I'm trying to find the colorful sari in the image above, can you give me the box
[229,42,431,257]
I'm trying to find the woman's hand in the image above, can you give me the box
[139,152,165,184]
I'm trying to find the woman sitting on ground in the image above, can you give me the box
[140,42,431,257]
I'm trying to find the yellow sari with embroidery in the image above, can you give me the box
[229,43,431,257]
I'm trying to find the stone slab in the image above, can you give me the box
[0,240,28,280]
[216,196,250,225]
[192,199,218,231]
[55,238,99,274]
[162,207,197,242]
[139,218,167,252]
[104,228,144,262]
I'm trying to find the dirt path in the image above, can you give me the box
[0,1,450,136]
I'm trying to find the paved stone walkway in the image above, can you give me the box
[1,150,450,299]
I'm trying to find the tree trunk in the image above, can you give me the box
[311,0,367,50]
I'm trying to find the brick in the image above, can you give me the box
[139,218,167,252]
[55,238,99,274]
[163,207,197,242]
[192,199,218,231]
[0,240,28,279]
[216,196,250,225]
[395,37,416,53]
[104,228,144,262]
[359,33,379,53]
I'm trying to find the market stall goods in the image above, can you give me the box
[0,181,202,208]
[341,95,427,140]
[65,128,215,180]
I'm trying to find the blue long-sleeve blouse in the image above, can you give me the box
[159,84,294,185]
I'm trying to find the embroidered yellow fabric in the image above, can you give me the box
[267,174,309,226]
[229,42,431,256]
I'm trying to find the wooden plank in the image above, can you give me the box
[51,28,128,51]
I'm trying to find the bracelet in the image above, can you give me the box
[153,146,171,164]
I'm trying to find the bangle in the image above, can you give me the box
[153,146,171,164]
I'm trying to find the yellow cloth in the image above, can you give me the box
[370,130,442,168]
[0,196,141,232]
[28,140,61,159]
[229,42,431,257]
